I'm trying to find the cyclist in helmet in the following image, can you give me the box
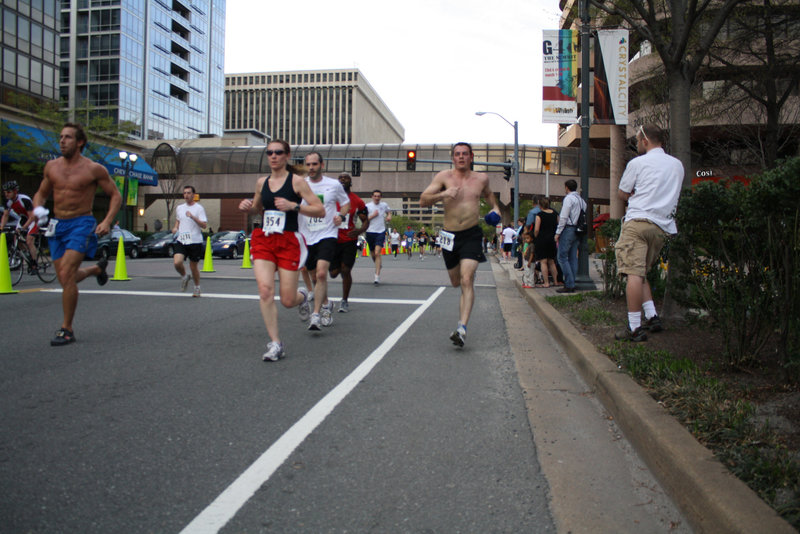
[1,180,39,263]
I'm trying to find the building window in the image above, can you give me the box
[90,9,120,31]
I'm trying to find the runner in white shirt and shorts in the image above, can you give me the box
[173,185,207,297]
[299,152,350,330]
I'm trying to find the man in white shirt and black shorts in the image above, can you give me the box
[365,190,391,285]
[172,185,207,297]
[299,152,350,330]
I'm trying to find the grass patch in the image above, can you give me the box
[574,307,618,327]
[602,341,800,525]
[546,290,603,309]
[546,291,620,327]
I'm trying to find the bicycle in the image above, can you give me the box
[4,228,57,285]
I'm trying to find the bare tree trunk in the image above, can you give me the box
[668,69,694,188]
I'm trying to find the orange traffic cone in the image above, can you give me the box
[362,244,369,257]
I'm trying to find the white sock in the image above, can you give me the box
[642,301,657,319]
[628,311,642,331]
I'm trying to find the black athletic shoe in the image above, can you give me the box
[555,287,575,294]
[643,315,663,333]
[51,328,76,346]
[614,326,647,342]
[96,257,109,286]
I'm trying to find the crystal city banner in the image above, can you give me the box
[593,29,630,125]
[542,29,578,124]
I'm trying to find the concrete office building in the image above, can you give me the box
[59,0,226,140]
[224,68,404,145]
[1,0,60,105]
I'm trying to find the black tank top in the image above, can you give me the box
[260,172,301,233]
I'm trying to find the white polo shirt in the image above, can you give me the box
[619,147,684,234]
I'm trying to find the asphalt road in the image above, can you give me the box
[0,252,688,533]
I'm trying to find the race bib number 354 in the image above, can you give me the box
[263,210,286,234]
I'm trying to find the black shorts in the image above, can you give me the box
[305,237,338,271]
[330,240,359,272]
[442,226,487,270]
[174,242,203,262]
[365,232,386,250]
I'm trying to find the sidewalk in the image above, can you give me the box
[494,253,795,534]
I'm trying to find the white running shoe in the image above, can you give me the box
[450,325,466,347]
[338,300,349,313]
[308,313,321,331]
[192,286,201,298]
[262,341,285,362]
[298,287,310,322]
[180,274,191,291]
[320,303,333,326]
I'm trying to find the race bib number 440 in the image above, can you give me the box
[263,210,286,234]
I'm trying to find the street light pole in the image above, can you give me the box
[118,151,138,229]
[575,0,595,289]
[475,111,519,225]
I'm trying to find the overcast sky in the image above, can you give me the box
[223,0,562,147]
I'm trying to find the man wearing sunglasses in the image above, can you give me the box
[615,123,683,342]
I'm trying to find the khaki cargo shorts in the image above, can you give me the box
[615,219,668,277]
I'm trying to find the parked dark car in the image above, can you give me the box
[96,228,142,260]
[140,231,177,257]
[210,230,247,259]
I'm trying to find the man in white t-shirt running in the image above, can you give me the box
[615,124,683,342]
[299,152,350,330]
[172,185,207,297]
[365,190,391,285]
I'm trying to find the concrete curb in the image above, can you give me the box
[501,261,796,533]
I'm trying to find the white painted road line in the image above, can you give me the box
[40,289,427,305]
[178,286,447,534]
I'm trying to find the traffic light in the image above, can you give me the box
[406,150,417,171]
[351,158,361,177]
[542,149,552,170]
[503,160,512,181]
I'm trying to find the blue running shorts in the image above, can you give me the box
[47,215,98,261]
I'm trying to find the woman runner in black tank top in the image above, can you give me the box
[260,172,302,233]
[237,140,325,362]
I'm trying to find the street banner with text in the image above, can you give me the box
[593,29,629,125]
[542,29,578,124]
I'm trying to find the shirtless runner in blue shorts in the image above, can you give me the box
[33,123,122,346]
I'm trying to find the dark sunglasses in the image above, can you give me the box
[266,150,286,156]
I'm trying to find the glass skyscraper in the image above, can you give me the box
[59,0,225,140]
[1,0,60,104]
